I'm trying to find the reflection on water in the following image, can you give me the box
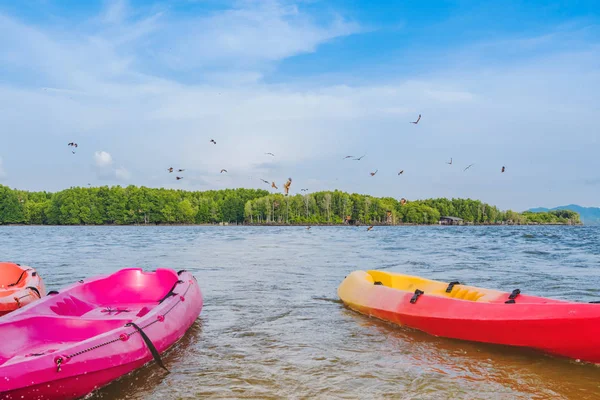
[1,225,599,399]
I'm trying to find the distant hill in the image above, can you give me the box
[528,205,600,225]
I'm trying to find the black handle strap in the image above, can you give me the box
[410,289,424,304]
[374,281,383,285]
[125,322,169,372]
[158,280,184,304]
[26,286,41,298]
[505,289,521,303]
[446,281,461,293]
[8,269,32,287]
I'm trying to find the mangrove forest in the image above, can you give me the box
[0,185,581,226]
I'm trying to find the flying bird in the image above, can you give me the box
[220,169,228,173]
[260,179,270,184]
[446,158,453,165]
[367,226,374,231]
[398,170,404,175]
[370,170,378,176]
[283,178,292,195]
[178,169,185,172]
[168,167,174,173]
[301,188,309,192]
[343,155,354,159]
[265,152,275,156]
[271,182,278,190]
[67,142,78,148]
[176,176,183,180]
[501,166,506,173]
[464,164,475,172]
[354,155,366,161]
[210,139,216,144]
[410,114,422,124]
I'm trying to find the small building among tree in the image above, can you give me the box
[439,216,463,225]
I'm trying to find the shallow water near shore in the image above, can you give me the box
[1,225,599,399]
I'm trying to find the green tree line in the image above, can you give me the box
[244,191,581,225]
[0,185,581,225]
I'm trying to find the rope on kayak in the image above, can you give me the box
[505,289,521,304]
[410,289,424,304]
[158,280,184,304]
[374,281,383,285]
[446,281,461,293]
[125,322,169,372]
[59,282,192,366]
[8,269,32,287]
[102,306,131,315]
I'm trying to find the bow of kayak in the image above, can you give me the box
[0,268,202,400]
[338,270,600,364]
[0,262,46,316]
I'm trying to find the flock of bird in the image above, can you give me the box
[67,114,507,230]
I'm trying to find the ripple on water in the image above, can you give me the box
[0,225,599,399]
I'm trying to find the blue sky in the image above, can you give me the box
[0,0,598,210]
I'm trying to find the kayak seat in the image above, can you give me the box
[446,288,486,302]
[367,270,501,303]
[73,268,179,307]
[0,263,30,292]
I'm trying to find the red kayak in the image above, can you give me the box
[338,270,600,363]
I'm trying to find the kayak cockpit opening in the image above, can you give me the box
[366,270,501,303]
[0,263,30,290]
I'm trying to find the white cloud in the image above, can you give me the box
[101,0,129,25]
[115,166,131,180]
[93,151,130,181]
[0,5,598,209]
[94,151,113,167]
[138,1,360,73]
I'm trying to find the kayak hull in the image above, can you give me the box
[0,268,202,400]
[0,262,46,316]
[338,270,600,363]
[1,361,145,400]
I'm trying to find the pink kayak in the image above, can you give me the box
[0,268,203,400]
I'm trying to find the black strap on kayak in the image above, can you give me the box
[505,289,521,304]
[177,269,187,276]
[8,269,32,287]
[158,280,184,304]
[125,322,169,372]
[26,286,41,298]
[410,289,424,304]
[48,290,59,295]
[589,301,600,303]
[446,281,461,293]
[374,281,383,285]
